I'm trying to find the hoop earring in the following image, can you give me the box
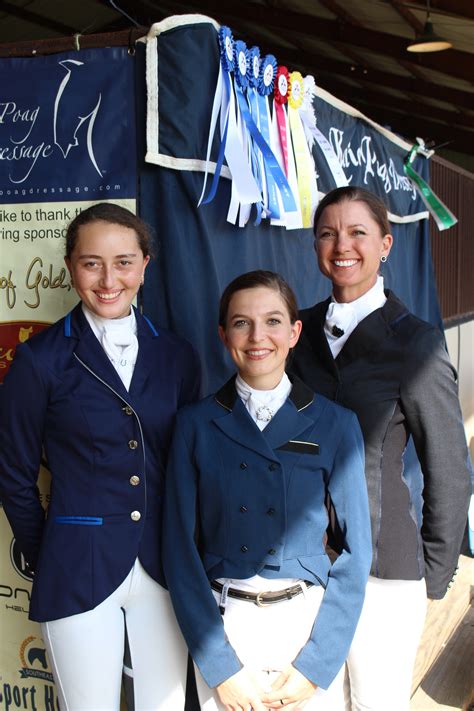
[380,255,387,263]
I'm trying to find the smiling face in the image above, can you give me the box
[65,220,150,319]
[218,286,302,390]
[315,200,393,303]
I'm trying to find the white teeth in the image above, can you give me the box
[96,291,120,300]
[334,259,358,267]
[247,350,270,356]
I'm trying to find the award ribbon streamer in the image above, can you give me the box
[274,66,290,176]
[404,145,457,231]
[200,28,260,211]
[199,26,235,207]
[235,85,297,215]
[247,87,265,224]
[283,105,303,230]
[257,54,281,219]
[221,66,261,207]
[228,39,256,226]
[248,46,265,225]
[312,126,349,188]
[257,93,281,219]
[288,72,315,227]
[198,62,229,206]
[299,75,348,189]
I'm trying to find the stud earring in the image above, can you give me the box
[380,255,387,263]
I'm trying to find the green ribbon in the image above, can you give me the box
[404,145,457,231]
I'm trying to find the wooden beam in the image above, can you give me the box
[327,92,474,154]
[429,0,474,20]
[389,1,425,34]
[0,0,77,35]
[0,28,147,57]
[317,0,363,26]
[165,0,474,82]
[318,76,474,129]
[272,48,474,111]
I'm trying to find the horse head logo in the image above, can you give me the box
[53,59,103,177]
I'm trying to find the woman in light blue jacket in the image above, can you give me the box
[162,270,372,711]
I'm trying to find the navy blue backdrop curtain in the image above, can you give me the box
[136,18,440,397]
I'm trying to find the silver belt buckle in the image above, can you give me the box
[255,590,271,607]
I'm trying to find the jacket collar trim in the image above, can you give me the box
[214,373,314,413]
[63,303,159,339]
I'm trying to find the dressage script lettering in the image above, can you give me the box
[0,102,53,184]
[329,129,416,199]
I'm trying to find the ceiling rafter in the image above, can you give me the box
[389,1,425,34]
[0,0,77,35]
[352,101,473,154]
[318,76,473,129]
[315,5,430,99]
[161,0,474,82]
[316,0,363,27]
[398,58,429,81]
[234,27,474,111]
[428,0,474,20]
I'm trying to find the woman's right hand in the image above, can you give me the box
[216,667,267,711]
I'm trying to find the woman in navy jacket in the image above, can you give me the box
[162,270,371,711]
[0,203,200,710]
[290,186,471,710]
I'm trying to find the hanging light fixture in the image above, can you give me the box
[407,0,452,53]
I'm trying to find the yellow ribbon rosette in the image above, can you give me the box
[288,71,314,227]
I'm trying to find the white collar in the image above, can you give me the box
[82,304,137,342]
[325,277,386,358]
[331,276,386,323]
[235,373,292,430]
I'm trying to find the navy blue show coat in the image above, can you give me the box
[0,303,200,622]
[162,376,372,691]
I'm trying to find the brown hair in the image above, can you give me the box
[313,186,390,238]
[219,270,299,328]
[65,203,154,259]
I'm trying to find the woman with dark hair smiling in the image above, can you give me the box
[0,202,200,710]
[162,269,372,710]
[290,186,471,711]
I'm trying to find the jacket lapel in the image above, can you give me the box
[68,304,129,398]
[67,304,158,403]
[212,375,315,460]
[128,309,157,399]
[300,298,338,377]
[336,290,409,368]
[261,397,314,451]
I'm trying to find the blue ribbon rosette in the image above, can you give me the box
[199,27,296,228]
[198,26,261,215]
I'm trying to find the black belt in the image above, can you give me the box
[211,580,314,607]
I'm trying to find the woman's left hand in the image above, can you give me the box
[260,665,317,709]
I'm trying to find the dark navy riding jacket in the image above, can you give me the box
[0,302,200,622]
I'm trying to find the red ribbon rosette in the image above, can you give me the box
[273,66,290,175]
[274,66,290,104]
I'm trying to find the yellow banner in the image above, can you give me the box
[0,197,135,710]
